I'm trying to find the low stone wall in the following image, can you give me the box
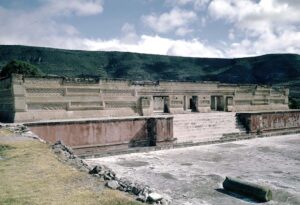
[237,110,300,133]
[25,116,173,155]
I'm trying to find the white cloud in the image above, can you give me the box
[44,0,103,16]
[208,0,300,56]
[0,0,299,58]
[83,35,223,58]
[0,0,103,48]
[0,2,222,58]
[121,23,139,44]
[208,0,300,34]
[175,27,193,36]
[228,29,235,40]
[142,8,197,35]
[166,0,210,9]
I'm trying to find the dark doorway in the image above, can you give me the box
[211,96,224,111]
[184,96,198,112]
[153,96,169,113]
[190,96,198,112]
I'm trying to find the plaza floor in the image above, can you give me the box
[86,134,300,205]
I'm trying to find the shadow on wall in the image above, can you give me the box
[129,118,157,147]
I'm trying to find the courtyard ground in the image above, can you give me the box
[87,134,300,205]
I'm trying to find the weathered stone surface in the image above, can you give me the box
[2,123,45,142]
[0,75,289,123]
[87,134,300,205]
[26,116,173,156]
[106,180,120,190]
[147,192,163,202]
[88,164,166,203]
[51,140,91,172]
[223,177,272,202]
[160,197,172,205]
[237,110,300,133]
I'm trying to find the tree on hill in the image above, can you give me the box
[0,60,43,78]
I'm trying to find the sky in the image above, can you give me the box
[0,0,299,58]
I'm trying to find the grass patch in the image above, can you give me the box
[0,129,14,137]
[0,144,15,155]
[0,139,141,205]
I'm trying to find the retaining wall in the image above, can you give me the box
[237,110,300,133]
[26,116,173,155]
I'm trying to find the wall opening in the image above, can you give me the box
[184,96,198,112]
[153,96,169,113]
[211,96,224,111]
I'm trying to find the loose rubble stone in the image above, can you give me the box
[53,140,168,204]
[106,180,120,190]
[148,192,163,203]
[137,192,149,202]
[89,165,116,180]
[3,123,45,142]
[52,140,91,172]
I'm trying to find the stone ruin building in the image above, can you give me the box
[0,74,289,122]
[0,74,299,156]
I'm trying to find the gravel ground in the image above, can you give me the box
[86,134,300,205]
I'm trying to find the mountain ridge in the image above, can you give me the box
[1,45,300,103]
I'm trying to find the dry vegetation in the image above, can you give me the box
[0,131,141,205]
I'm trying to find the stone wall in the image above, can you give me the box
[13,75,139,122]
[26,116,173,155]
[237,110,300,133]
[233,85,289,111]
[0,77,14,122]
[0,75,289,122]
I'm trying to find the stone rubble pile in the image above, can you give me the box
[52,141,91,172]
[52,140,170,204]
[0,123,45,142]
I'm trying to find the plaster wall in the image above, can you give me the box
[237,110,300,133]
[26,116,173,154]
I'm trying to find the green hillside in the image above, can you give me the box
[1,45,300,103]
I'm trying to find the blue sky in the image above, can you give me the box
[0,0,299,57]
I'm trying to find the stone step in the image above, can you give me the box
[173,123,245,128]
[173,120,241,124]
[173,122,246,128]
[173,113,236,118]
[174,130,246,135]
[172,112,246,143]
[175,135,223,143]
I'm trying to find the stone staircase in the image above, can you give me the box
[173,112,247,144]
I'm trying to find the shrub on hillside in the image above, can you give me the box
[0,60,43,78]
[289,97,300,109]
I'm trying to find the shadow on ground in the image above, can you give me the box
[215,188,264,204]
